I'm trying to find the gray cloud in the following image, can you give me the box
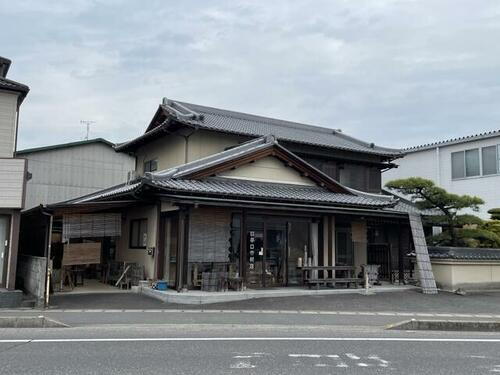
[1,0,500,149]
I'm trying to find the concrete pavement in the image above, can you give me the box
[43,289,500,315]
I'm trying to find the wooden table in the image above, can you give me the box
[299,266,362,289]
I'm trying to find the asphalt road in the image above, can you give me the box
[2,291,500,374]
[1,325,500,374]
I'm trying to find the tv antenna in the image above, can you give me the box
[80,120,96,140]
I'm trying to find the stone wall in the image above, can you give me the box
[17,255,47,306]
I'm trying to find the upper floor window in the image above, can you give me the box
[130,218,148,249]
[451,149,480,179]
[482,145,499,175]
[144,159,158,173]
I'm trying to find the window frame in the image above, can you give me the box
[464,148,480,177]
[451,150,466,179]
[144,159,158,173]
[452,144,500,180]
[482,145,498,176]
[129,218,148,249]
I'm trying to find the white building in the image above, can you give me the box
[0,56,29,293]
[383,130,500,219]
[17,138,136,210]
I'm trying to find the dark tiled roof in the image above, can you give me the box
[382,189,441,216]
[0,76,29,98]
[405,130,500,152]
[59,182,141,205]
[17,138,116,155]
[117,99,403,157]
[410,246,500,261]
[57,134,399,210]
[149,178,395,208]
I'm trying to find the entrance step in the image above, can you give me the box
[408,213,438,294]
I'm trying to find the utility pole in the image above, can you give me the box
[80,120,96,140]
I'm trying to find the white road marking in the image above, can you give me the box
[2,337,500,344]
[230,361,256,369]
[357,363,369,367]
[336,362,348,368]
[346,353,360,360]
[326,354,339,358]
[2,308,499,318]
[368,355,389,367]
[289,354,322,358]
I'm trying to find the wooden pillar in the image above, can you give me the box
[176,208,190,291]
[240,210,247,282]
[6,211,20,290]
[398,221,404,284]
[154,203,164,280]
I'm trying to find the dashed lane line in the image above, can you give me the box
[2,337,500,343]
[1,309,500,319]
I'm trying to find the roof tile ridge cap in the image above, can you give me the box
[176,101,403,154]
[404,129,500,151]
[149,168,177,181]
[163,99,204,121]
[177,100,356,135]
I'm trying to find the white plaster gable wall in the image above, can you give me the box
[218,156,317,186]
[383,135,500,218]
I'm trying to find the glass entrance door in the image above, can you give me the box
[245,218,287,288]
[265,223,286,287]
[246,227,264,288]
[0,215,10,287]
[287,221,310,286]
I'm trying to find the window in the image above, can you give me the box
[465,149,480,177]
[451,151,465,179]
[451,149,480,179]
[144,159,158,173]
[482,146,498,175]
[130,218,148,249]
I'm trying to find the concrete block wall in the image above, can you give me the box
[17,255,47,306]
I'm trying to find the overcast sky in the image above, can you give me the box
[2,0,500,150]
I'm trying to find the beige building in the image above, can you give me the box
[20,98,438,304]
[0,56,29,295]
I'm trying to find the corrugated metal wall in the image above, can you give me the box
[23,142,135,209]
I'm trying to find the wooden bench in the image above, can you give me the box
[300,266,363,289]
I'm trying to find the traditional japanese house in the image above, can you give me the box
[23,99,435,300]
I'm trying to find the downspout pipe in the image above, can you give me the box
[181,129,197,164]
[436,147,440,185]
